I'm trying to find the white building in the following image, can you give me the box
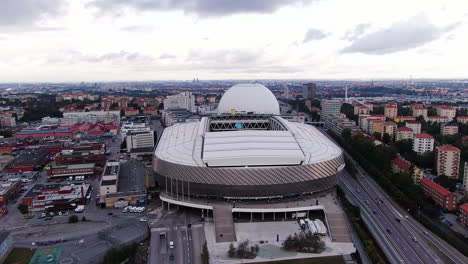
[321,99,342,119]
[164,92,196,112]
[436,105,456,121]
[100,161,119,196]
[406,121,421,134]
[120,122,150,135]
[463,162,468,194]
[435,145,461,178]
[412,133,434,154]
[62,111,120,125]
[126,131,155,152]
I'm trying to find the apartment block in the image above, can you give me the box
[396,126,414,141]
[384,103,398,118]
[421,178,457,211]
[441,123,458,136]
[436,145,461,178]
[412,133,434,154]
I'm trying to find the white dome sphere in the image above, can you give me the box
[217,83,280,115]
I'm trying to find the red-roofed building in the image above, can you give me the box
[436,145,461,178]
[456,116,468,124]
[384,103,398,118]
[394,116,416,123]
[396,126,414,141]
[391,156,423,184]
[421,178,457,211]
[459,203,468,228]
[125,107,139,117]
[413,133,434,154]
[436,105,456,121]
[143,108,158,116]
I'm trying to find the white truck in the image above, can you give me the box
[74,205,84,213]
[314,219,328,235]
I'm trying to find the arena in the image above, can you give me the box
[153,83,344,200]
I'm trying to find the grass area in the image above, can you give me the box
[250,256,344,264]
[4,248,36,264]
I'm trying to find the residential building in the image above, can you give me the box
[207,95,217,103]
[0,116,15,128]
[435,145,461,178]
[124,107,139,116]
[62,111,120,125]
[456,116,468,124]
[441,123,458,136]
[126,131,155,153]
[411,105,428,118]
[391,156,423,184]
[436,105,456,121]
[363,102,374,112]
[321,99,342,119]
[142,108,158,116]
[420,178,457,211]
[394,116,416,123]
[384,102,398,118]
[369,119,384,135]
[354,104,370,115]
[358,114,386,133]
[464,162,468,194]
[0,232,12,263]
[412,133,434,154]
[382,121,397,140]
[425,116,449,123]
[459,204,468,229]
[164,92,196,112]
[396,126,414,141]
[406,121,421,134]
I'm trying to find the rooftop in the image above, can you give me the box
[397,126,413,132]
[436,145,461,152]
[51,163,95,170]
[414,133,433,139]
[407,121,421,124]
[460,203,468,212]
[421,178,451,196]
[392,157,411,171]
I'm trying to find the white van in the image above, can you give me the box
[169,241,174,249]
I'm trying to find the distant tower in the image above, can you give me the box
[345,84,348,103]
[303,83,316,100]
[282,84,289,98]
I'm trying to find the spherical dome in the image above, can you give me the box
[217,83,280,115]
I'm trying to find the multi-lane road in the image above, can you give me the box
[337,146,467,263]
[317,129,467,264]
[149,209,205,264]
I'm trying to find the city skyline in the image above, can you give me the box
[1,0,468,82]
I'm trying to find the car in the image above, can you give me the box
[45,216,52,220]
[372,210,377,215]
[37,215,45,219]
[412,237,418,242]
[424,231,429,236]
[108,212,113,216]
[169,254,175,260]
[139,217,147,222]
[395,218,401,222]
[169,241,174,249]
[365,200,369,205]
[386,228,392,234]
[404,215,409,219]
[356,189,361,193]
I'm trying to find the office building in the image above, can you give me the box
[126,131,155,153]
[435,145,461,178]
[164,92,196,112]
[303,83,316,101]
[321,99,342,119]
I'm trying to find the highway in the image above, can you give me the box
[319,130,467,264]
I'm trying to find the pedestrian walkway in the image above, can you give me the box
[327,212,352,242]
[213,205,236,242]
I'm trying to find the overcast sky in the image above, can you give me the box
[1,0,467,82]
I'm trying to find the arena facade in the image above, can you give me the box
[153,83,344,200]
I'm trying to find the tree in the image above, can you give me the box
[69,215,79,223]
[341,128,352,140]
[228,243,236,258]
[0,130,13,138]
[17,204,28,214]
[201,241,210,264]
[81,216,87,221]
[382,133,392,144]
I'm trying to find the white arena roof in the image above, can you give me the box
[155,116,342,167]
[217,83,280,115]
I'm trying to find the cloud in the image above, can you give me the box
[0,0,65,26]
[48,50,155,64]
[187,49,263,65]
[342,15,461,55]
[159,54,176,60]
[342,23,371,41]
[120,25,155,32]
[88,0,316,16]
[303,28,328,42]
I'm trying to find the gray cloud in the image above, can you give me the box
[120,25,155,32]
[343,23,371,41]
[88,0,316,16]
[159,54,176,60]
[188,49,262,65]
[0,0,65,26]
[48,50,154,64]
[342,15,461,55]
[303,28,328,42]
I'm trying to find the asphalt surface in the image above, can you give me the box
[320,129,468,264]
[149,209,205,264]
